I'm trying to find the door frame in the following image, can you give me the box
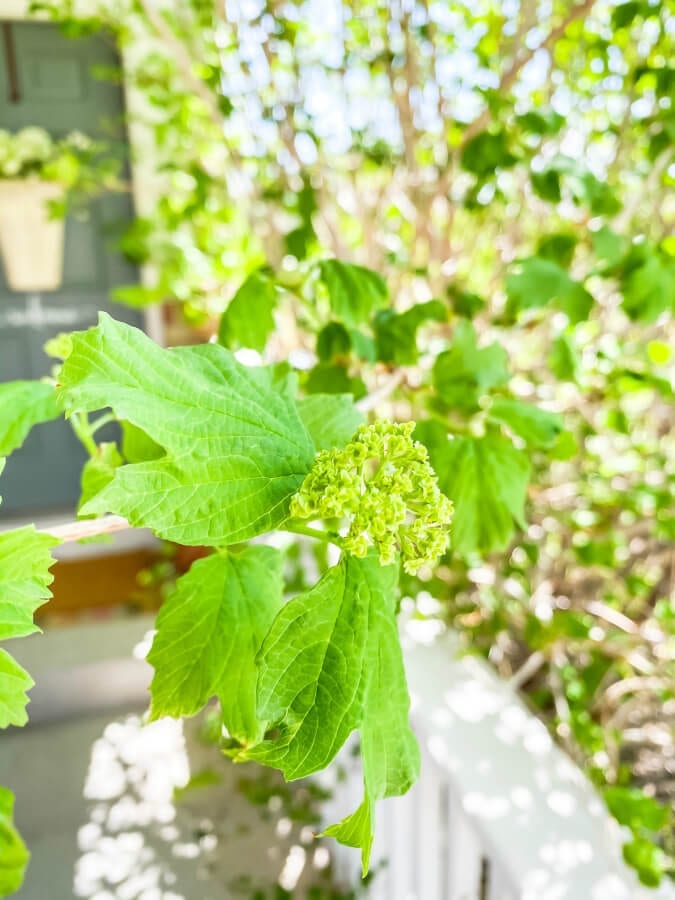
[1,5,163,554]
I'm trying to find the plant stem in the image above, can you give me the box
[41,514,131,543]
[284,521,344,547]
[89,412,116,435]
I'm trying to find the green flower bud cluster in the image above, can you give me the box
[290,421,453,573]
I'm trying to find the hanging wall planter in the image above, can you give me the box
[0,126,120,293]
[0,178,65,292]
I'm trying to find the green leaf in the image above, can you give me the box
[79,442,123,513]
[446,286,485,319]
[297,394,364,452]
[591,226,626,267]
[433,320,509,410]
[0,523,58,731]
[488,398,564,448]
[549,333,580,383]
[316,322,352,362]
[0,650,34,729]
[243,554,399,781]
[516,109,564,135]
[622,836,665,888]
[605,787,670,833]
[531,168,561,203]
[120,421,163,464]
[218,272,278,352]
[0,786,30,897]
[57,314,315,545]
[505,257,593,323]
[0,527,58,641]
[374,301,446,365]
[461,130,517,177]
[620,246,675,323]
[0,381,60,457]
[112,284,166,308]
[536,233,577,269]
[318,260,388,326]
[325,560,419,873]
[305,363,366,400]
[149,546,284,744]
[421,427,530,555]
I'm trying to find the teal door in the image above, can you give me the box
[0,22,142,518]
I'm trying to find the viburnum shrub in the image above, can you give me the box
[2,0,674,892]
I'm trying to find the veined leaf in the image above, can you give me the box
[0,651,34,729]
[0,513,58,729]
[318,260,388,326]
[57,314,315,545]
[149,546,284,744]
[488,398,564,448]
[0,527,58,641]
[218,271,278,352]
[0,786,30,897]
[243,554,399,781]
[420,426,530,555]
[0,381,60,457]
[433,320,509,410]
[297,394,364,452]
[325,563,419,873]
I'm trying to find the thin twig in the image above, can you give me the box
[356,370,407,413]
[42,515,132,544]
[138,0,225,132]
[457,0,598,152]
[509,650,546,689]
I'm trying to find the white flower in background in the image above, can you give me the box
[14,127,53,166]
[65,130,94,151]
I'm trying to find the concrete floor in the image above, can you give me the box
[0,708,350,899]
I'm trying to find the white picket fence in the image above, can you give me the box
[324,623,675,900]
[10,616,675,900]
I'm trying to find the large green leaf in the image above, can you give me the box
[421,426,530,555]
[505,257,593,323]
[325,563,419,873]
[0,787,29,897]
[57,314,315,545]
[243,554,400,782]
[0,381,60,457]
[0,651,33,729]
[0,514,58,729]
[0,527,58,641]
[218,271,278,352]
[488,398,564,448]
[297,394,364,452]
[318,260,388,326]
[374,300,446,365]
[433,320,509,410]
[149,546,284,743]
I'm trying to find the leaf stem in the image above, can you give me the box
[89,412,116,435]
[284,521,344,547]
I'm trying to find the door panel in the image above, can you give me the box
[0,22,143,518]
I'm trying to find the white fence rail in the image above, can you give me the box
[326,624,675,900]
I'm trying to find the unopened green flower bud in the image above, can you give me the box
[291,420,453,573]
